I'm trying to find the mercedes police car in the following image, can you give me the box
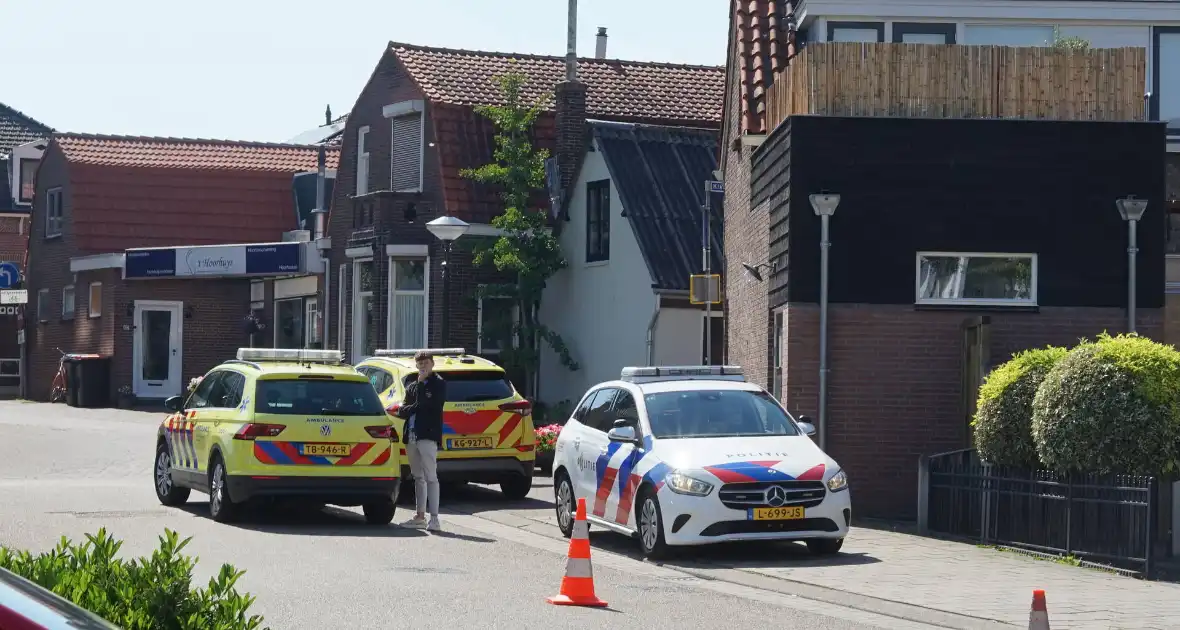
[551,365,850,559]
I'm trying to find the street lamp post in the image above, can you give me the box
[426,216,471,346]
[809,192,840,452]
[1116,196,1149,334]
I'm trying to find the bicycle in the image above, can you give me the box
[49,348,68,403]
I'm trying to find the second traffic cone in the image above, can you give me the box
[1028,589,1050,630]
[547,497,608,607]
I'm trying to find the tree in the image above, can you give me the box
[1050,26,1090,51]
[461,71,578,396]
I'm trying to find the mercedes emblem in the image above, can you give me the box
[766,485,788,507]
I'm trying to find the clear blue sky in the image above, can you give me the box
[1,0,728,143]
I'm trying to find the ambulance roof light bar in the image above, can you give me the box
[373,348,467,358]
[620,365,746,383]
[235,348,344,364]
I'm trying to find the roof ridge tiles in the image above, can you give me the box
[53,131,340,151]
[388,41,723,71]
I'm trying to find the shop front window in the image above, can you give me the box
[275,298,305,349]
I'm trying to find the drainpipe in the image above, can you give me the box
[313,145,328,348]
[646,293,661,366]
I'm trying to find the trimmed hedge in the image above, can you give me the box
[0,528,268,630]
[1031,334,1180,475]
[973,346,1068,468]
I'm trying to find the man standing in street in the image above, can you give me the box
[396,351,446,531]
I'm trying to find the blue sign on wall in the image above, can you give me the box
[124,249,177,279]
[246,244,300,275]
[124,243,302,280]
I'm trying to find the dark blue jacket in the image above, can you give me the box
[397,373,446,445]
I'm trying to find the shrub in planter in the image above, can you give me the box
[1031,333,1180,475]
[0,528,268,630]
[972,345,1067,468]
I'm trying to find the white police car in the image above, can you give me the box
[551,365,850,559]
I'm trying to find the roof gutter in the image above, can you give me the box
[646,292,661,366]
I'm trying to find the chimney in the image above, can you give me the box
[595,27,608,59]
[325,104,332,126]
[554,0,587,216]
[565,0,578,81]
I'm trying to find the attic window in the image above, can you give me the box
[385,100,425,193]
[19,158,39,204]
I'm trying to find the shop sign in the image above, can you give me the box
[125,243,301,279]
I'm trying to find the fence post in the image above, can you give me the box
[980,461,992,544]
[917,455,930,534]
[1065,474,1073,557]
[1147,477,1157,578]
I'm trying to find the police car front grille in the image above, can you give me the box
[699,517,840,537]
[718,480,827,510]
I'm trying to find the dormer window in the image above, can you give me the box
[383,100,425,193]
[18,158,39,204]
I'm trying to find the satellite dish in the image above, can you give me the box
[741,262,763,282]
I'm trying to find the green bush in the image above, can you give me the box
[1031,333,1180,475]
[0,528,268,630]
[973,346,1068,468]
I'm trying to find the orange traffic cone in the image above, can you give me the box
[547,497,608,607]
[1029,589,1050,629]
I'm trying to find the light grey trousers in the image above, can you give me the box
[406,439,440,518]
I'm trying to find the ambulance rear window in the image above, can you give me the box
[255,378,384,416]
[404,370,515,402]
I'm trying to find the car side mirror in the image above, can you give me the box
[613,417,636,428]
[607,425,639,443]
[796,415,817,437]
[164,396,183,412]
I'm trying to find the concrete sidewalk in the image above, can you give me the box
[453,480,1180,630]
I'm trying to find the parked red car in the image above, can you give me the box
[0,567,117,629]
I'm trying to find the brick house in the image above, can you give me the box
[24,134,338,402]
[0,103,53,395]
[326,41,722,396]
[722,2,1165,518]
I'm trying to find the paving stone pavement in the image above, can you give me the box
[470,486,1180,630]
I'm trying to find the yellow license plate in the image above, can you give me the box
[751,506,804,521]
[448,436,495,450]
[302,444,352,457]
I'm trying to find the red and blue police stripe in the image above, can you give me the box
[252,441,388,466]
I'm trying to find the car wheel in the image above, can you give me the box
[554,471,575,539]
[154,442,190,506]
[637,488,669,560]
[397,479,415,506]
[208,457,239,523]
[362,499,397,525]
[500,474,533,500]
[806,538,844,555]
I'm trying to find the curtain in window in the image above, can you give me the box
[394,293,425,348]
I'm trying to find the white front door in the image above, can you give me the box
[132,300,183,398]
[352,258,374,361]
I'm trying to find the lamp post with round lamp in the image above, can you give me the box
[426,216,471,346]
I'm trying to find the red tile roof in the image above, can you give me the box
[392,42,725,126]
[47,134,338,254]
[731,0,795,135]
[54,133,340,172]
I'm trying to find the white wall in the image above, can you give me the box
[653,307,704,365]
[539,142,655,406]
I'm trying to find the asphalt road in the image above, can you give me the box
[0,401,946,630]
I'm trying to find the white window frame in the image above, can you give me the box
[387,257,430,350]
[337,264,347,351]
[36,288,49,323]
[356,126,370,196]
[45,187,63,238]
[61,285,75,320]
[476,287,519,355]
[915,251,1038,307]
[88,282,102,318]
[385,99,425,194]
[306,297,321,348]
[827,21,884,43]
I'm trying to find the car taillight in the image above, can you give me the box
[366,425,396,440]
[233,423,285,440]
[499,400,532,417]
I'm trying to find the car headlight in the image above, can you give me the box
[666,470,714,496]
[826,469,848,493]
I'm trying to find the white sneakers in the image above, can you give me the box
[401,514,442,532]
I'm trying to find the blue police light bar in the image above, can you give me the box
[620,365,745,383]
[236,348,344,364]
[373,348,467,358]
